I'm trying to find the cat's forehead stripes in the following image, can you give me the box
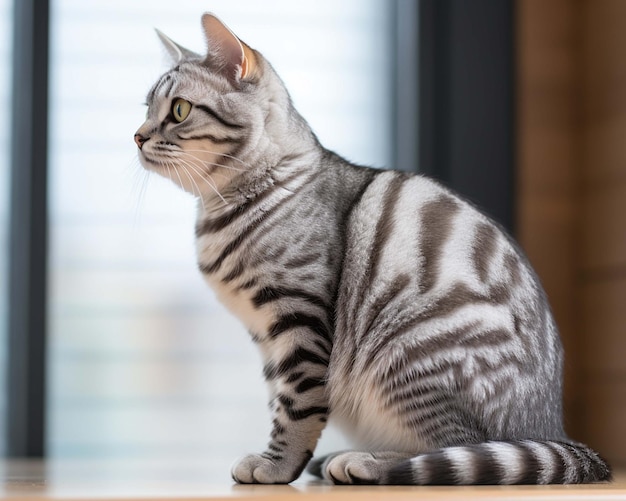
[146,68,179,104]
[147,64,224,111]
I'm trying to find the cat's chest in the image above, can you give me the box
[196,232,275,337]
[205,275,275,336]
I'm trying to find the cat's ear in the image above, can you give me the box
[155,29,200,66]
[201,13,258,84]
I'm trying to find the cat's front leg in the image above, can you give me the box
[231,332,330,484]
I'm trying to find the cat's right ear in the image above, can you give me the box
[201,13,259,85]
[155,29,200,66]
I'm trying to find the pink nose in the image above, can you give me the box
[134,133,148,149]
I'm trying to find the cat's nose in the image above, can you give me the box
[134,133,149,149]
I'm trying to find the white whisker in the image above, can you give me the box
[128,156,152,230]
[176,159,209,210]
[181,148,251,167]
[177,157,228,206]
[174,161,208,213]
[170,158,190,194]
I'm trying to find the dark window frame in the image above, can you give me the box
[416,0,515,231]
[6,0,49,457]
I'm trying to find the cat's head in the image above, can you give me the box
[134,14,311,204]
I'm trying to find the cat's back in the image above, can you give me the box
[338,169,507,296]
[334,166,556,364]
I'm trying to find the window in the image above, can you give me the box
[48,0,392,459]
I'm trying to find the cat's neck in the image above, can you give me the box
[197,144,322,220]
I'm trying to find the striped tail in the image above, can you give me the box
[388,440,611,485]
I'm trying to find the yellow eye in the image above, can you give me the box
[172,98,191,122]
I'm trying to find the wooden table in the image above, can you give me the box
[1,459,625,500]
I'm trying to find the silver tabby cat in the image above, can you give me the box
[134,13,611,485]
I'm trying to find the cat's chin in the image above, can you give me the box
[138,155,221,200]
[137,152,161,171]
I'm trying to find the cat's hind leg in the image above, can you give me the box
[307,451,412,484]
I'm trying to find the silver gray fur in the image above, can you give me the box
[134,13,611,485]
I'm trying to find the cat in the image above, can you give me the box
[134,12,611,485]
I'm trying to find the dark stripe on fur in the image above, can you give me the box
[270,419,285,437]
[404,323,512,365]
[263,347,328,380]
[358,273,411,343]
[472,222,498,282]
[179,132,242,144]
[195,104,244,129]
[284,252,322,269]
[418,195,461,293]
[268,313,331,342]
[516,442,540,484]
[471,445,499,484]
[285,371,304,383]
[277,395,328,421]
[146,73,172,103]
[364,280,515,369]
[268,443,283,453]
[222,261,245,283]
[253,286,329,309]
[292,450,314,480]
[237,277,258,291]
[424,451,457,485]
[503,253,522,286]
[295,377,326,393]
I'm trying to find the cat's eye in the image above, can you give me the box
[172,98,192,123]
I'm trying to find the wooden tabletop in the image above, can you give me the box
[1,459,625,500]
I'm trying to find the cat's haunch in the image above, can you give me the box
[135,12,611,486]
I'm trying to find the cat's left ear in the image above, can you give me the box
[155,29,201,65]
[201,13,259,85]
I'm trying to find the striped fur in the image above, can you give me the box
[134,13,611,485]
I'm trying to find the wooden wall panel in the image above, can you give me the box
[515,0,582,437]
[582,186,626,270]
[585,118,626,186]
[518,0,626,465]
[581,279,626,375]
[580,0,626,465]
[582,381,626,465]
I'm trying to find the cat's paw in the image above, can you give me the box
[231,453,297,484]
[324,452,383,485]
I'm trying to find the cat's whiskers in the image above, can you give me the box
[171,159,208,213]
[176,156,228,206]
[169,158,195,199]
[181,148,251,168]
[128,156,153,229]
[178,150,247,172]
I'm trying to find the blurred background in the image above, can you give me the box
[0,0,624,474]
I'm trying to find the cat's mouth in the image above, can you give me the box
[137,152,172,174]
